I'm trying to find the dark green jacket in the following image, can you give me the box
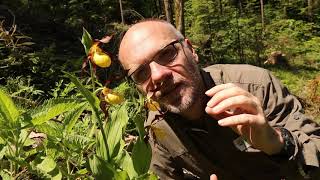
[146,64,320,180]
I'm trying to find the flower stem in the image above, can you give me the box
[89,61,95,92]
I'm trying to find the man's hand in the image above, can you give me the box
[210,174,218,180]
[205,83,284,155]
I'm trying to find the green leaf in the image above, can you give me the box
[115,171,130,180]
[121,151,138,179]
[132,138,152,175]
[17,42,35,46]
[88,155,116,179]
[76,168,88,175]
[64,102,87,133]
[65,73,111,161]
[135,172,159,180]
[0,170,13,180]
[106,104,129,158]
[0,136,4,144]
[34,156,62,180]
[0,145,8,159]
[31,98,79,125]
[64,73,100,113]
[36,121,63,139]
[97,129,109,161]
[0,89,19,123]
[19,129,35,147]
[63,134,94,151]
[81,27,93,55]
[147,172,159,180]
[89,154,130,180]
[36,156,56,173]
[133,113,146,137]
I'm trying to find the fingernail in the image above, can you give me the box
[218,120,225,126]
[211,106,218,113]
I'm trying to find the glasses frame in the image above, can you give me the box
[127,39,184,84]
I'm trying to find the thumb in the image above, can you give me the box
[210,174,218,180]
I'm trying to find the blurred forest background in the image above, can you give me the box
[0,0,319,119]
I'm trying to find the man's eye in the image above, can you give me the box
[156,46,176,65]
[134,66,149,82]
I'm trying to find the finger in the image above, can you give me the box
[205,107,231,120]
[207,95,258,115]
[210,174,218,180]
[217,114,260,127]
[205,83,236,96]
[206,86,248,108]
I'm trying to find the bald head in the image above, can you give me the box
[119,20,184,70]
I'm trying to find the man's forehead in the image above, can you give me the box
[119,22,179,67]
[123,22,177,47]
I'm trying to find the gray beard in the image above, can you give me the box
[162,67,204,114]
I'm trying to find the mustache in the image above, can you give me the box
[152,81,177,100]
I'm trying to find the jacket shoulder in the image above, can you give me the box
[203,64,271,86]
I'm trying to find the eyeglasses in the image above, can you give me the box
[127,39,183,84]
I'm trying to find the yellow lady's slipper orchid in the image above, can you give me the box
[89,42,111,68]
[92,52,111,68]
[102,87,124,105]
[145,92,160,111]
[146,98,160,111]
[102,87,111,96]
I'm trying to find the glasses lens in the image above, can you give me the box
[131,65,151,84]
[130,41,179,84]
[154,44,178,65]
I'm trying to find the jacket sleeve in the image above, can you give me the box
[261,70,320,178]
[149,141,185,179]
[145,112,185,180]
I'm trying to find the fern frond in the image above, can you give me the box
[36,121,64,140]
[30,98,81,126]
[63,102,88,133]
[63,134,95,151]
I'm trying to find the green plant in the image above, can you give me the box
[0,88,82,179]
[76,28,157,179]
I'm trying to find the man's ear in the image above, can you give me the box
[185,38,199,63]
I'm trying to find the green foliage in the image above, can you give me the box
[0,88,86,179]
[132,138,152,175]
[81,27,93,56]
[0,88,19,123]
[0,0,319,178]
[30,98,81,125]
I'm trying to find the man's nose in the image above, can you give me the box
[149,61,171,85]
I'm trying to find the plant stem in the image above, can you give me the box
[67,156,71,180]
[89,61,96,92]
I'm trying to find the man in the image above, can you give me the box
[118,19,320,179]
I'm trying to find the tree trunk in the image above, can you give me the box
[119,0,124,24]
[163,0,174,23]
[236,0,244,63]
[218,0,223,15]
[260,0,264,29]
[308,0,319,21]
[174,0,185,35]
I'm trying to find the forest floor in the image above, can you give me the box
[269,65,320,122]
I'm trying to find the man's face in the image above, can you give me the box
[119,22,203,114]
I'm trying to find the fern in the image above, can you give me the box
[30,98,81,126]
[63,102,88,133]
[63,134,94,151]
[36,121,64,139]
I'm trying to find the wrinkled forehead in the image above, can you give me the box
[119,22,181,69]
